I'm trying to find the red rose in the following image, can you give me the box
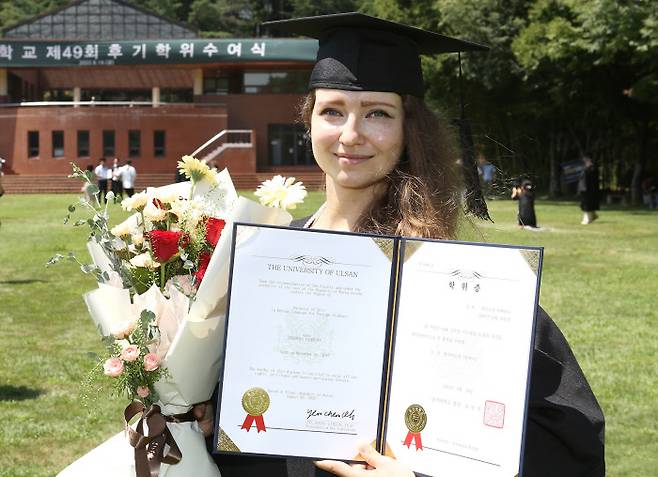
[194,251,211,286]
[205,217,226,248]
[148,230,187,262]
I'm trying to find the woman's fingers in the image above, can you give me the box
[357,443,388,469]
[192,401,214,437]
[192,402,207,419]
[315,460,363,477]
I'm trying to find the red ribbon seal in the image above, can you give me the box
[241,414,267,432]
[403,431,423,450]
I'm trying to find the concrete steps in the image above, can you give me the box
[1,172,325,194]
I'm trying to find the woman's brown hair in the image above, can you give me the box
[300,91,462,239]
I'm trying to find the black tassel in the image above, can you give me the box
[455,52,491,222]
[454,118,492,221]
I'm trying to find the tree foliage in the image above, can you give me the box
[1,0,655,197]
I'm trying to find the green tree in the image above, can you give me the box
[514,0,658,201]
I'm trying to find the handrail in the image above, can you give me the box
[190,129,253,158]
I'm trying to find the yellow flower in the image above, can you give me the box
[177,155,217,185]
[254,175,307,210]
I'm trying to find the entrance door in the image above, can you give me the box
[268,124,313,166]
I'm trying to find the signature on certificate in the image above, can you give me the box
[307,409,356,421]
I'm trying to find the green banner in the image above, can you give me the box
[0,38,318,67]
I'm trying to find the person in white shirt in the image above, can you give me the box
[111,158,124,199]
[121,160,137,197]
[94,158,111,203]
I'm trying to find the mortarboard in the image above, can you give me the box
[262,12,487,97]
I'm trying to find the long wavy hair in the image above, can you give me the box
[300,90,462,239]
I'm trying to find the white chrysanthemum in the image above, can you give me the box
[186,199,205,227]
[255,175,307,210]
[121,191,148,211]
[155,189,181,204]
[177,155,217,185]
[143,202,167,222]
[129,252,160,270]
[167,198,188,219]
[169,198,204,229]
[131,232,144,246]
[110,220,133,238]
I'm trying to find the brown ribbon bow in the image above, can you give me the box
[124,401,195,477]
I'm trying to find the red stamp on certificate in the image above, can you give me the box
[483,400,505,428]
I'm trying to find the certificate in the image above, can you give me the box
[214,224,542,477]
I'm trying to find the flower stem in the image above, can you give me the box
[160,263,166,290]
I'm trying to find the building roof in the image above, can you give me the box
[2,0,197,40]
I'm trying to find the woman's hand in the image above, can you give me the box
[315,443,415,477]
[192,401,214,437]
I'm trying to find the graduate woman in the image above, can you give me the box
[210,13,605,477]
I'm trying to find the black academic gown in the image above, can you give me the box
[212,218,605,477]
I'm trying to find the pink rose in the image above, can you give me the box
[143,353,160,372]
[103,357,124,378]
[110,319,137,339]
[136,386,150,398]
[121,345,140,362]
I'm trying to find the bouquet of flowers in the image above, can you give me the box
[53,158,307,477]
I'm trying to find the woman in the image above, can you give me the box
[209,13,605,477]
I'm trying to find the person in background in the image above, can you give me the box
[0,157,5,198]
[511,178,538,228]
[94,158,110,203]
[81,164,96,203]
[641,175,656,209]
[477,152,496,198]
[121,160,137,197]
[111,158,124,199]
[578,156,600,224]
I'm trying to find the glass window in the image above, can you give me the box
[154,130,165,157]
[243,70,309,94]
[203,77,229,95]
[77,130,90,157]
[203,70,242,95]
[52,131,65,157]
[129,130,141,157]
[160,89,193,103]
[103,130,115,157]
[268,124,313,166]
[28,131,39,158]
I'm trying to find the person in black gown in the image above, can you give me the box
[578,156,600,225]
[512,179,538,228]
[199,13,604,477]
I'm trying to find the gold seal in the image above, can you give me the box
[241,387,270,416]
[404,404,427,433]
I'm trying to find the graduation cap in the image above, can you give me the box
[263,12,487,97]
[263,12,492,220]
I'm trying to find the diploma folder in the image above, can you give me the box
[213,223,543,477]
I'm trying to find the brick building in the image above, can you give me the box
[0,0,322,191]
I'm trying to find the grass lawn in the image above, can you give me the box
[0,193,656,476]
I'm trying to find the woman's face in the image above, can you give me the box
[311,88,404,192]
